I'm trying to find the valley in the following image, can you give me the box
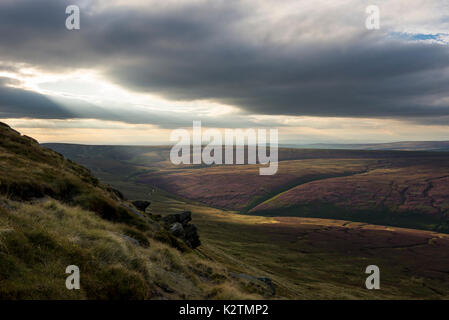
[42,142,449,299]
[148,191,449,299]
[45,143,449,233]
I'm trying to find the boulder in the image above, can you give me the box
[162,211,191,226]
[132,200,151,212]
[183,224,201,248]
[169,222,184,237]
[163,211,200,249]
[179,211,192,225]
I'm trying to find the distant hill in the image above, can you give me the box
[44,142,449,233]
[284,140,449,151]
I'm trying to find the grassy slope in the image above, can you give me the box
[0,197,264,299]
[0,123,264,299]
[148,191,449,299]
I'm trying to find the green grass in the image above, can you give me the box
[0,198,265,299]
[0,122,267,300]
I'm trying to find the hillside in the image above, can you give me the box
[0,122,266,299]
[39,138,449,299]
[131,189,449,299]
[290,141,449,151]
[250,166,449,233]
[44,143,449,233]
[137,159,376,211]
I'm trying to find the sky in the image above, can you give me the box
[0,0,449,145]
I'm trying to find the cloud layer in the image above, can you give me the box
[0,0,448,127]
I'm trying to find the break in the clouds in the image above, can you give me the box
[0,77,71,119]
[0,0,448,143]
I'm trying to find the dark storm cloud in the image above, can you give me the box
[1,0,449,122]
[0,78,73,119]
[110,39,449,118]
[0,77,258,129]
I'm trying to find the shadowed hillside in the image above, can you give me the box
[250,165,449,233]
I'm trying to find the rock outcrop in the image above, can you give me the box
[161,211,201,248]
[132,200,151,212]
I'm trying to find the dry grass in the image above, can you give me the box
[0,197,263,299]
[148,192,449,300]
[0,123,265,300]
